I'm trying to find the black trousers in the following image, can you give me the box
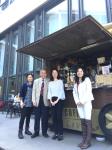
[34,96,49,135]
[52,100,63,135]
[19,107,33,131]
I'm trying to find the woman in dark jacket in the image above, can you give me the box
[18,73,33,139]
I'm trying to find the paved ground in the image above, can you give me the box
[0,113,111,150]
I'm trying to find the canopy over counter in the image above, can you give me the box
[17,16,112,60]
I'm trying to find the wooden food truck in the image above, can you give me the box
[18,16,112,141]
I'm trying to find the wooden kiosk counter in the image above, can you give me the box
[17,16,112,141]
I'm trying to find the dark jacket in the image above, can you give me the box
[20,82,33,102]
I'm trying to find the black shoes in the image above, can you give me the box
[52,134,58,140]
[58,135,63,141]
[31,132,39,138]
[43,133,49,138]
[52,134,63,141]
[25,130,32,135]
[31,132,49,138]
[18,130,32,139]
[18,130,24,139]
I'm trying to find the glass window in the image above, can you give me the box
[17,53,22,74]
[0,0,9,11]
[34,58,42,71]
[72,0,79,22]
[34,71,40,79]
[0,39,5,77]
[45,0,68,36]
[110,0,112,18]
[8,76,16,98]
[24,20,35,72]
[16,75,22,93]
[9,30,18,75]
[36,14,43,40]
[111,0,112,6]
[24,54,34,72]
[3,77,7,100]
[0,78,4,98]
[10,0,15,4]
[26,20,35,44]
[23,75,27,83]
[83,0,107,24]
[0,0,6,5]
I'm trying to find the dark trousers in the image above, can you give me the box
[52,100,63,135]
[34,96,49,135]
[19,107,33,131]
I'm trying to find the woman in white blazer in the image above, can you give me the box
[48,69,65,141]
[73,67,94,149]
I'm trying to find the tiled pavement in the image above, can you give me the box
[0,113,111,150]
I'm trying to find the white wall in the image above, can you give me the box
[0,0,47,33]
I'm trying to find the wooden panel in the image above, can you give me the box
[93,88,112,109]
[65,88,112,109]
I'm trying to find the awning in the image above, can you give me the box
[17,15,112,60]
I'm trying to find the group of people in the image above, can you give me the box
[18,67,94,149]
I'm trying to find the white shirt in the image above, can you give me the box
[48,79,65,100]
[73,77,94,104]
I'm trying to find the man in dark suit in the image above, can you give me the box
[31,69,49,138]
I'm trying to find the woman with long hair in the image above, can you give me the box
[73,67,94,149]
[48,69,65,141]
[18,73,34,139]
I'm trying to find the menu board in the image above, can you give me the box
[96,74,112,86]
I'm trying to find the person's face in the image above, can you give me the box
[52,70,58,79]
[40,70,47,79]
[77,68,84,78]
[27,75,33,82]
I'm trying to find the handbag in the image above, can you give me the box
[51,96,58,102]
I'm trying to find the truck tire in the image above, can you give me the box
[98,103,112,142]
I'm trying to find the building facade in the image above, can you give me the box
[0,0,112,100]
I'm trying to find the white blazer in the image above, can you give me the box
[73,77,94,105]
[32,78,49,107]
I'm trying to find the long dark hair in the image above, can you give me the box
[26,73,34,87]
[50,69,60,81]
[75,67,86,84]
[26,73,34,78]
